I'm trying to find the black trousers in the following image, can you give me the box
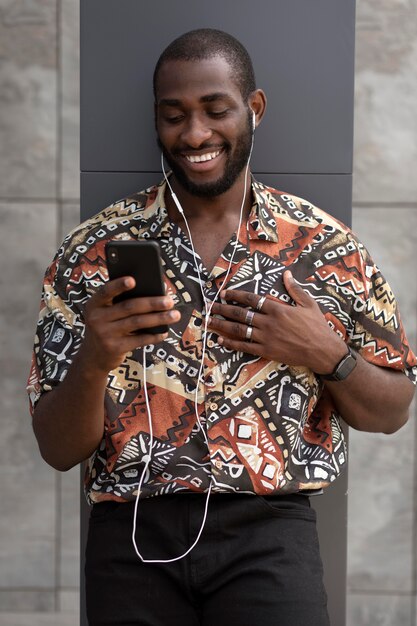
[85,493,330,626]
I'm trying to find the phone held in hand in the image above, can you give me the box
[105,240,168,334]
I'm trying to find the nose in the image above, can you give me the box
[180,114,212,148]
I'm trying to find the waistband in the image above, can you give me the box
[92,491,315,510]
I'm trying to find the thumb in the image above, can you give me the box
[92,276,135,307]
[283,270,311,306]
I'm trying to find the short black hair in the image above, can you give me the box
[153,29,256,101]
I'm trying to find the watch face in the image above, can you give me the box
[319,346,358,381]
[335,353,357,380]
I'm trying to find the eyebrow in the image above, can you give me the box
[158,92,233,107]
[200,92,231,103]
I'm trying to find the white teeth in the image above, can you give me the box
[185,150,221,163]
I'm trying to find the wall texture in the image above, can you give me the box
[348,2,417,623]
[0,1,80,624]
[0,1,415,625]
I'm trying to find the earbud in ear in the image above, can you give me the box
[251,111,256,132]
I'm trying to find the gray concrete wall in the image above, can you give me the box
[347,2,417,623]
[0,1,81,624]
[0,2,415,625]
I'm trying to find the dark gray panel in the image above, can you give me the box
[80,468,89,626]
[80,171,349,626]
[80,172,161,220]
[81,171,352,225]
[256,173,352,225]
[81,0,355,174]
[314,460,348,625]
[81,3,355,625]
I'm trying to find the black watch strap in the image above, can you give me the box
[320,346,357,381]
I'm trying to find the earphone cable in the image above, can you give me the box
[132,124,255,563]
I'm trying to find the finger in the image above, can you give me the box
[210,302,259,326]
[208,316,255,342]
[283,271,311,306]
[118,331,169,351]
[220,289,272,313]
[91,276,137,306]
[217,334,262,356]
[109,294,175,322]
[114,308,180,334]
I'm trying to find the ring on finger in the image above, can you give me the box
[245,326,253,342]
[245,309,255,326]
[256,295,267,312]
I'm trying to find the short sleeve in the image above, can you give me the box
[26,235,97,414]
[306,222,416,458]
[343,233,417,384]
[26,195,148,415]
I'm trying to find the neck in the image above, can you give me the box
[165,169,253,223]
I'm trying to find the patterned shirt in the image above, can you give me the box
[27,178,417,504]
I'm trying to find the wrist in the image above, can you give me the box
[75,340,113,380]
[316,345,358,382]
[313,338,348,376]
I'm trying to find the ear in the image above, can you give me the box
[248,89,267,129]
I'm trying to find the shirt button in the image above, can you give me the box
[206,280,213,288]
[209,402,218,411]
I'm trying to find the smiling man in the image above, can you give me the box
[28,29,416,626]
[156,55,257,199]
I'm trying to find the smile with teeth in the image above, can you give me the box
[185,149,222,163]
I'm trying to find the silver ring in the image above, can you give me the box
[245,309,255,326]
[256,295,267,312]
[245,325,253,342]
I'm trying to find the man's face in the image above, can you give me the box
[155,56,253,198]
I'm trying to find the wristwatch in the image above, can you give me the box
[320,346,357,381]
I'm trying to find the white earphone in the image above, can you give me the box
[132,107,257,564]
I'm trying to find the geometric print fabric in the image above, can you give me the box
[27,178,417,504]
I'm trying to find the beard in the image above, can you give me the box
[158,110,253,199]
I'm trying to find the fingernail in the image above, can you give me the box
[218,336,224,345]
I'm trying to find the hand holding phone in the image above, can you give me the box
[80,241,179,375]
[105,240,169,334]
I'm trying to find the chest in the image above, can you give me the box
[178,218,240,274]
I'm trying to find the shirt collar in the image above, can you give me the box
[135,176,279,244]
[133,180,172,240]
[247,178,279,243]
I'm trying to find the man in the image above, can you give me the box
[28,29,416,626]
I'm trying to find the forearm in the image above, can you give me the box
[32,344,108,471]
[32,280,179,471]
[323,351,415,434]
[209,277,416,435]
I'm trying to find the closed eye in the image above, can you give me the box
[165,115,185,124]
[209,110,229,118]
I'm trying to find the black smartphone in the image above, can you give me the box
[105,240,168,334]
